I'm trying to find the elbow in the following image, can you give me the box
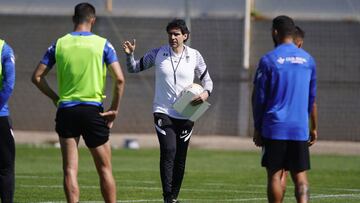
[120,77,125,86]
[31,75,37,85]
[115,75,125,87]
[31,74,36,84]
[31,74,41,86]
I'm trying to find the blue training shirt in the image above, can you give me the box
[253,43,316,141]
[40,32,118,108]
[0,42,15,117]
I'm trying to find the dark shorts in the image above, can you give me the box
[55,105,110,148]
[0,116,15,168]
[0,117,15,203]
[261,139,310,172]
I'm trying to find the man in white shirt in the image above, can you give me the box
[123,19,213,203]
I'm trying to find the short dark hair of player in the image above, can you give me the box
[294,26,305,39]
[72,3,96,24]
[272,15,296,39]
[166,19,190,42]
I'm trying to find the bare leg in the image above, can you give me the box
[59,137,80,203]
[267,169,285,203]
[290,171,309,203]
[89,141,116,203]
[280,170,288,202]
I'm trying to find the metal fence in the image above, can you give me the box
[0,14,359,141]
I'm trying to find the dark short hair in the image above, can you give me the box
[72,2,96,24]
[272,15,296,39]
[294,26,305,39]
[166,19,190,42]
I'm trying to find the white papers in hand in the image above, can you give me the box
[173,91,210,122]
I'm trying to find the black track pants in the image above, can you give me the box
[154,113,194,200]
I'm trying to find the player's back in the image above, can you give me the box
[55,33,107,103]
[262,43,316,141]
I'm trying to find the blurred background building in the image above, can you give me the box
[0,0,359,141]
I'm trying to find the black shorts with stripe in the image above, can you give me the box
[261,138,310,172]
[55,105,110,148]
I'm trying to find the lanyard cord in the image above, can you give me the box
[169,47,185,85]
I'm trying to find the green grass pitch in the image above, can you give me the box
[15,144,360,202]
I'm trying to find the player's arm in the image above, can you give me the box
[252,57,270,147]
[192,51,213,105]
[0,43,15,110]
[100,61,125,128]
[122,39,157,73]
[31,63,59,107]
[31,43,59,106]
[99,41,125,128]
[309,102,318,146]
[308,57,317,146]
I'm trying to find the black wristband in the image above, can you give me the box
[205,90,211,97]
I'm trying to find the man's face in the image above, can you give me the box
[167,28,188,49]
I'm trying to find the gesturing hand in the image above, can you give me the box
[100,110,118,128]
[123,39,136,54]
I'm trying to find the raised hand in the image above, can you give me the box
[123,39,136,54]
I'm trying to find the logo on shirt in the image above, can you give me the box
[277,57,285,64]
[277,56,307,64]
[163,53,169,57]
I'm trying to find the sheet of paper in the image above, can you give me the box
[173,91,211,121]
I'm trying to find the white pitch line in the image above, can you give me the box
[17,175,59,179]
[117,180,157,184]
[182,194,360,202]
[35,201,162,203]
[17,176,158,184]
[181,188,263,194]
[20,182,360,203]
[248,184,360,192]
[181,197,268,202]
[19,180,360,194]
[27,193,360,203]
[19,185,98,189]
[324,188,360,192]
[18,184,262,194]
[19,183,360,195]
[311,194,360,199]
[202,182,239,187]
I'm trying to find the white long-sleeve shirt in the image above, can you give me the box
[127,44,213,119]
